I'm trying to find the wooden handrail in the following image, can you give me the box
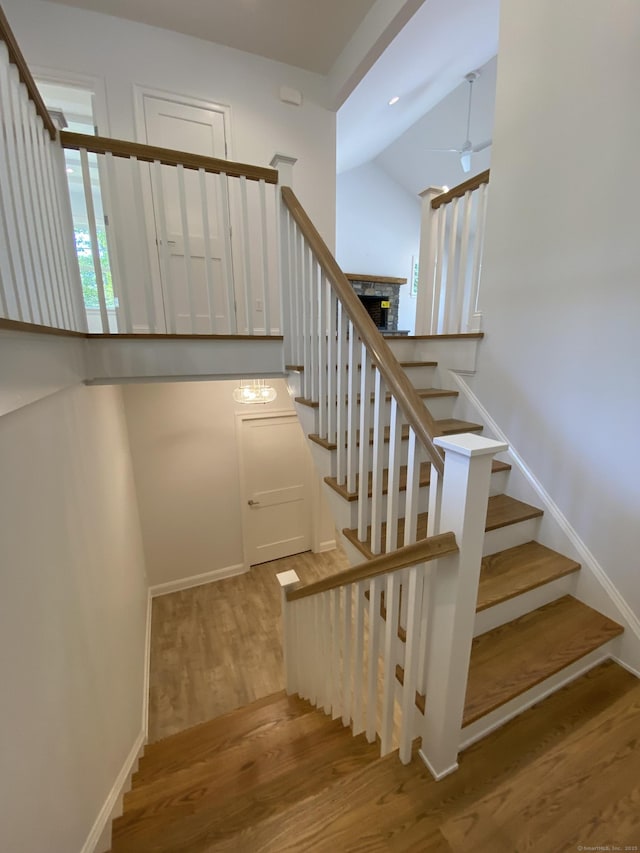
[431,169,490,210]
[286,532,457,601]
[60,131,279,184]
[0,4,57,139]
[281,186,445,476]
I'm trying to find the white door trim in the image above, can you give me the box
[132,85,233,158]
[236,408,313,569]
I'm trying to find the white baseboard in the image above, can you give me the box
[450,371,640,656]
[150,563,247,598]
[81,729,146,853]
[315,538,337,554]
[142,590,152,739]
[611,655,640,680]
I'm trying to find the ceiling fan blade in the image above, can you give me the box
[425,147,462,153]
[471,139,492,153]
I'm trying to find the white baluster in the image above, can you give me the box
[465,181,489,333]
[80,147,109,333]
[352,580,365,735]
[346,322,359,494]
[369,368,386,553]
[330,587,341,719]
[321,591,332,716]
[365,575,381,743]
[279,204,292,358]
[415,186,445,336]
[420,434,508,780]
[442,196,460,333]
[335,303,348,484]
[307,249,318,402]
[239,175,254,335]
[151,160,176,333]
[327,289,338,445]
[380,571,399,755]
[218,173,237,334]
[131,156,157,332]
[432,206,447,334]
[357,347,373,541]
[341,584,352,727]
[403,428,421,545]
[399,564,424,764]
[199,168,217,334]
[104,152,130,332]
[386,397,403,554]
[276,569,300,695]
[454,190,473,334]
[176,164,197,333]
[258,179,271,334]
[317,271,328,438]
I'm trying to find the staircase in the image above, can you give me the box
[288,335,624,752]
[110,661,640,851]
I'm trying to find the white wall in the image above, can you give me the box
[336,160,419,332]
[0,384,148,852]
[3,0,336,245]
[470,0,640,617]
[122,379,335,588]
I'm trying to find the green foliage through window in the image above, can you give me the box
[75,227,115,309]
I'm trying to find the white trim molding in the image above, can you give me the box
[150,563,247,598]
[449,370,640,663]
[80,730,145,853]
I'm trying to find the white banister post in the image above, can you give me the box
[419,433,508,780]
[270,154,297,356]
[276,569,300,695]
[269,153,297,188]
[415,186,444,335]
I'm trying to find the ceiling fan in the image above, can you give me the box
[428,71,492,173]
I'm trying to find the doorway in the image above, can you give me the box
[136,88,235,333]
[237,412,313,566]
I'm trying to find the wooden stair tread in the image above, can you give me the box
[325,459,510,502]
[309,418,482,451]
[117,712,348,834]
[477,540,581,611]
[295,387,457,409]
[134,690,312,785]
[462,595,624,726]
[112,715,379,852]
[343,493,542,559]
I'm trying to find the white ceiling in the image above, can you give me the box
[39,0,499,181]
[38,0,378,75]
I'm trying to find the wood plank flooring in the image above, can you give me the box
[114,661,640,852]
[148,548,350,741]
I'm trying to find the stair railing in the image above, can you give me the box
[415,171,490,335]
[280,185,444,558]
[0,7,86,332]
[276,179,508,778]
[60,132,281,336]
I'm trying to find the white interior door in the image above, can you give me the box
[141,93,233,333]
[239,413,312,566]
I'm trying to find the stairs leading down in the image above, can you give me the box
[110,663,640,851]
[288,336,626,752]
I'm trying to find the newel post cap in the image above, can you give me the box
[434,433,508,458]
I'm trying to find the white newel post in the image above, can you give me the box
[270,153,297,360]
[276,569,300,695]
[419,433,508,780]
[415,186,444,335]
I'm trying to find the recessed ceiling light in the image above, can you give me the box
[441,185,449,192]
[388,96,400,106]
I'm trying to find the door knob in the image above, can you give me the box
[248,499,260,506]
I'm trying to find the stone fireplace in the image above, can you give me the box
[346,273,407,334]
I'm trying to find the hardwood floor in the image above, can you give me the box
[115,661,640,852]
[148,548,350,741]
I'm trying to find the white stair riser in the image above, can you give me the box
[482,518,541,556]
[473,573,579,637]
[386,338,481,373]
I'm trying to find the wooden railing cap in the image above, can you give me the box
[286,532,458,601]
[431,170,490,209]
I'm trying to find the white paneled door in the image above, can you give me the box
[238,413,312,566]
[141,92,234,333]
